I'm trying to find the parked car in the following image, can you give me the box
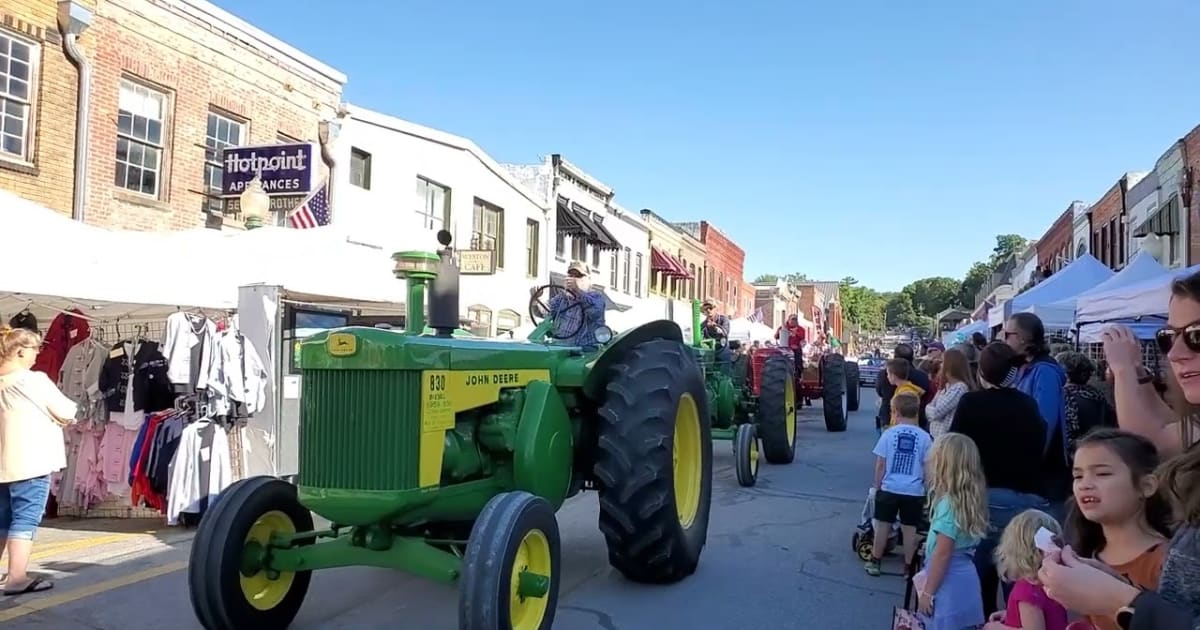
[858,356,885,387]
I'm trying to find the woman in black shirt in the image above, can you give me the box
[949,342,1050,616]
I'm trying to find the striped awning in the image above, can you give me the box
[1133,195,1180,238]
[650,246,692,279]
[571,202,621,251]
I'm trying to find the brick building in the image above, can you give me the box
[1035,206,1074,273]
[1088,173,1146,270]
[1,0,346,231]
[0,0,83,214]
[676,220,747,317]
[1184,126,1200,264]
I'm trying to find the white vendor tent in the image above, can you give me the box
[729,317,774,342]
[1027,252,1166,331]
[1,190,234,321]
[1075,262,1200,342]
[1007,254,1113,319]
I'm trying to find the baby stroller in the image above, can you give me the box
[852,488,901,561]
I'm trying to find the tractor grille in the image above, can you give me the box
[299,370,421,491]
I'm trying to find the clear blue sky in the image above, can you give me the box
[217,0,1200,292]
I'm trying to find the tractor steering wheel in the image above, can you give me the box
[529,283,586,340]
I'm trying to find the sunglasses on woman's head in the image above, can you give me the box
[1155,323,1200,354]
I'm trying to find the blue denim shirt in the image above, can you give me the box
[549,290,606,351]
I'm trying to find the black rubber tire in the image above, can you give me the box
[757,355,797,464]
[189,476,315,630]
[821,355,848,432]
[734,424,759,487]
[845,362,861,411]
[595,338,713,584]
[460,492,561,630]
[855,532,874,562]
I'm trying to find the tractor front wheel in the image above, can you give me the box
[734,424,759,487]
[757,355,797,464]
[845,362,861,412]
[460,491,561,630]
[595,338,713,583]
[188,476,314,630]
[821,355,848,432]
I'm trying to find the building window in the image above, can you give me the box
[569,236,587,263]
[416,177,450,230]
[623,247,632,293]
[466,305,493,337]
[525,219,539,277]
[115,79,168,197]
[555,232,566,258]
[0,32,38,161]
[472,198,504,268]
[591,244,601,269]
[1117,216,1126,267]
[609,250,619,288]
[634,252,643,297]
[350,147,372,190]
[203,110,246,214]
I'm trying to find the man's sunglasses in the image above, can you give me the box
[1155,323,1200,354]
[566,271,584,279]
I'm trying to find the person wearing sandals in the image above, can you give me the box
[0,326,79,596]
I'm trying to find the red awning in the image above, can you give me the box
[650,247,693,279]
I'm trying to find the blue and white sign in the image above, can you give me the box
[221,143,317,196]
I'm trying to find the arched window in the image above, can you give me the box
[496,309,521,335]
[689,263,697,299]
[466,305,493,337]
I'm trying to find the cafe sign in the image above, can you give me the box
[459,250,496,275]
[221,143,317,196]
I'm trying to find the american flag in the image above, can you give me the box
[747,307,764,324]
[286,182,331,229]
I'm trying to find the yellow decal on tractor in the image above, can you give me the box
[326,333,357,357]
[418,369,551,486]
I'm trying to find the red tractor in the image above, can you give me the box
[795,351,859,432]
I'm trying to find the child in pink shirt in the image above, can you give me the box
[985,510,1069,630]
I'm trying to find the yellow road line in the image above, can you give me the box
[30,534,137,559]
[0,560,187,622]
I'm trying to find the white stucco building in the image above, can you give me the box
[331,105,550,336]
[1071,200,1092,259]
[503,155,651,314]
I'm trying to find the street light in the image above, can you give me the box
[240,174,271,230]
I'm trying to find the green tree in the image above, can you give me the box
[901,276,962,318]
[753,273,779,283]
[958,261,993,309]
[884,293,921,328]
[840,276,886,332]
[990,234,1029,267]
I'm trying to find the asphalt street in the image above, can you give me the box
[0,388,903,630]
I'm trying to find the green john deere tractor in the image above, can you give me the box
[188,231,714,630]
[688,313,798,488]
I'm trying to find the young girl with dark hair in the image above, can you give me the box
[1064,430,1172,630]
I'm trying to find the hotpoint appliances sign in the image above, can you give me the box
[221,143,317,197]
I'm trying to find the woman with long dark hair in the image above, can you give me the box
[949,342,1049,616]
[1040,272,1200,629]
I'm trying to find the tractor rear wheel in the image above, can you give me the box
[595,338,713,584]
[460,491,561,630]
[822,355,848,432]
[757,355,797,464]
[188,476,314,630]
[845,361,861,412]
[734,423,759,487]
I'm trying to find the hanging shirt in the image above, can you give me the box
[33,310,90,380]
[162,313,218,388]
[206,331,269,416]
[166,421,233,525]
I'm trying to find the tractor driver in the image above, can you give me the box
[548,261,606,351]
[701,298,732,375]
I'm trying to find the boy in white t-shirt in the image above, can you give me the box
[865,392,932,576]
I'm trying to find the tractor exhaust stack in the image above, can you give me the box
[428,229,461,337]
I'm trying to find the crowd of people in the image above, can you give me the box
[868,270,1200,630]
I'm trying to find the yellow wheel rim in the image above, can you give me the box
[240,510,297,611]
[673,393,703,528]
[785,377,796,446]
[509,529,552,630]
[750,435,759,475]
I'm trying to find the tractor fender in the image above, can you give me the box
[581,320,684,400]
